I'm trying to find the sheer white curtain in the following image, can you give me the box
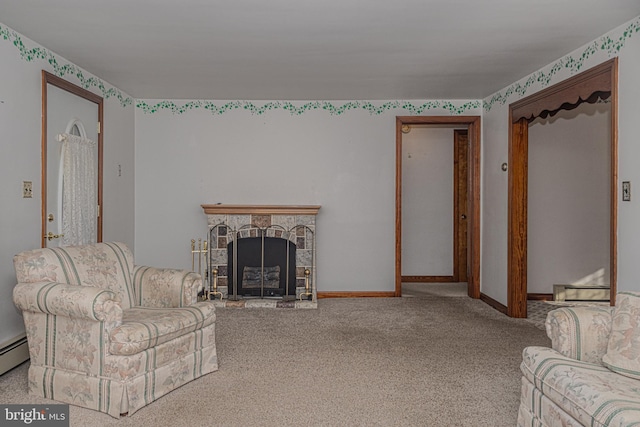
[60,133,97,246]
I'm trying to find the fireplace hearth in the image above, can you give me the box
[201,205,320,308]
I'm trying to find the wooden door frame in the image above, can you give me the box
[42,70,104,247]
[507,58,618,318]
[395,116,481,298]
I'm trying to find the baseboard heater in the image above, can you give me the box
[0,333,29,375]
[553,284,610,302]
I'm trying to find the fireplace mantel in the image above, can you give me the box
[201,204,320,216]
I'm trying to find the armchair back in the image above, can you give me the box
[13,242,137,309]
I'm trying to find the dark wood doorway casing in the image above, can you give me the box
[41,71,104,248]
[395,116,481,298]
[507,58,618,318]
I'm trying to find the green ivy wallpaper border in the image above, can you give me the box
[0,24,133,107]
[0,22,480,117]
[4,14,638,117]
[483,16,640,113]
[0,23,480,117]
[135,99,481,116]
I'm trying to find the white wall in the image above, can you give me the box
[482,15,640,305]
[0,23,135,345]
[616,19,640,295]
[2,13,638,329]
[103,92,136,245]
[134,102,481,292]
[402,126,454,276]
[527,102,610,293]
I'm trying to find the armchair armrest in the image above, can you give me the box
[545,306,613,365]
[13,281,122,326]
[133,266,203,308]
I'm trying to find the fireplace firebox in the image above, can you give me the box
[228,235,297,298]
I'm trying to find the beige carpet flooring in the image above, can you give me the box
[403,282,609,331]
[0,284,549,426]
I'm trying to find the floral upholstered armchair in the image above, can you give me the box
[518,293,640,426]
[13,242,218,417]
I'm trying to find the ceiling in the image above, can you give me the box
[1,1,639,100]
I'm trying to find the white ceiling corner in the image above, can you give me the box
[1,0,639,100]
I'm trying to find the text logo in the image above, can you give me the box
[1,405,68,426]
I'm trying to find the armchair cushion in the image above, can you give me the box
[602,292,640,379]
[109,303,216,355]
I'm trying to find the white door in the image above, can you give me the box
[45,84,99,247]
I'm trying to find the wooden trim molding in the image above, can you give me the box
[402,276,455,283]
[508,117,529,318]
[508,58,618,318]
[527,293,553,301]
[511,60,614,123]
[610,59,619,308]
[317,291,395,299]
[479,293,508,315]
[43,71,103,104]
[202,204,321,215]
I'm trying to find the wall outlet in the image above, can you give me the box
[22,181,33,198]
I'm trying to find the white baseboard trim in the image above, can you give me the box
[0,333,29,375]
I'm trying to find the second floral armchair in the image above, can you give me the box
[13,242,218,418]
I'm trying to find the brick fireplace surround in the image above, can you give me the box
[202,204,320,308]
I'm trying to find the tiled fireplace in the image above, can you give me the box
[201,204,320,308]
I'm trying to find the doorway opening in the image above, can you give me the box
[41,71,104,248]
[507,58,618,318]
[395,116,481,299]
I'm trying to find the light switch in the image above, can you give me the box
[623,181,631,201]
